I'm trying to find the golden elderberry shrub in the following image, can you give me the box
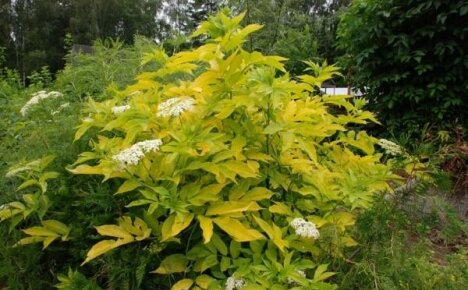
[69,9,398,290]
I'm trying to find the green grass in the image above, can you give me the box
[332,195,467,290]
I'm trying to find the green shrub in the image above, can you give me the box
[338,0,468,133]
[55,36,159,101]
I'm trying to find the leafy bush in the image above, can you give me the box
[65,10,396,289]
[55,36,159,101]
[337,0,468,132]
[1,10,419,290]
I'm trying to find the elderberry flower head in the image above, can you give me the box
[291,218,320,239]
[156,97,195,117]
[225,277,246,290]
[112,104,131,115]
[112,139,162,169]
[20,90,63,116]
[378,139,403,156]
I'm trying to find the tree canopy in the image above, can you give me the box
[0,0,350,81]
[338,0,468,131]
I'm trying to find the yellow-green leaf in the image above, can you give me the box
[68,165,102,175]
[240,187,273,202]
[269,202,292,215]
[193,254,218,272]
[253,216,288,252]
[206,201,261,216]
[195,274,214,289]
[171,279,194,290]
[213,216,264,242]
[42,220,70,237]
[191,183,226,206]
[222,160,258,178]
[341,236,358,247]
[16,236,45,246]
[95,225,133,239]
[153,254,188,274]
[23,226,59,237]
[198,216,213,244]
[42,236,57,249]
[120,216,151,240]
[82,240,118,265]
[313,264,335,282]
[116,179,141,194]
[161,213,194,241]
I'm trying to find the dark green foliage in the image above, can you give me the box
[338,0,468,133]
[230,0,350,74]
[0,0,161,80]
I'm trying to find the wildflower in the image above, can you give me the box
[20,90,63,116]
[291,218,320,239]
[112,139,162,169]
[287,270,307,285]
[225,277,246,290]
[156,97,195,117]
[378,139,403,156]
[111,104,131,115]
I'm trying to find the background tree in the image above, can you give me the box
[228,0,351,74]
[338,0,468,133]
[0,0,163,81]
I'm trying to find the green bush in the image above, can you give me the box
[338,0,468,133]
[55,36,159,101]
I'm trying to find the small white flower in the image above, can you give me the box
[47,91,63,98]
[156,97,195,117]
[291,218,320,239]
[136,140,163,153]
[20,90,63,116]
[378,139,403,156]
[225,277,246,290]
[111,104,131,115]
[59,102,70,109]
[112,139,162,169]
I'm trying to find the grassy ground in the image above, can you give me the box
[332,189,467,290]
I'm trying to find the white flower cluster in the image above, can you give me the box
[291,218,320,239]
[225,277,246,290]
[156,97,195,117]
[111,104,131,115]
[20,90,63,116]
[378,139,403,156]
[112,139,162,168]
[287,270,307,285]
[51,102,70,116]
